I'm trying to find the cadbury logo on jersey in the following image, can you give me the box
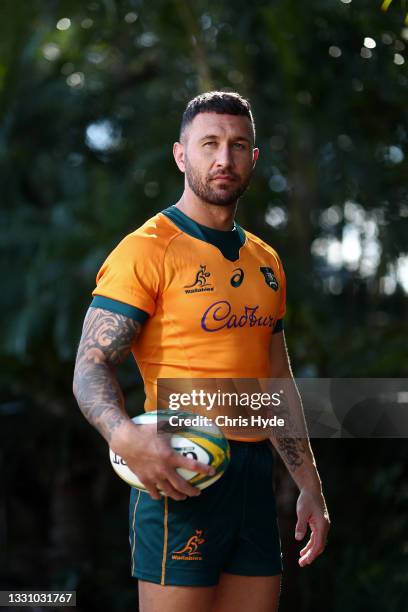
[201,301,274,332]
[260,267,279,291]
[184,265,214,294]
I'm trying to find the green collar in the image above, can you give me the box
[162,205,245,262]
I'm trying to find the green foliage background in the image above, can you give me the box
[1,1,407,610]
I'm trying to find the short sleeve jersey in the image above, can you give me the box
[92,206,286,435]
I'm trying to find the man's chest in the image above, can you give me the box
[158,242,283,334]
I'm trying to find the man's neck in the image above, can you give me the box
[175,193,237,231]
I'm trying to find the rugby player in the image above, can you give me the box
[73,91,330,612]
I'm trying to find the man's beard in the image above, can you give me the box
[184,156,252,207]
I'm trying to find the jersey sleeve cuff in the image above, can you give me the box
[90,295,149,324]
[273,318,284,334]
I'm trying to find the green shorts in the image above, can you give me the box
[129,440,282,587]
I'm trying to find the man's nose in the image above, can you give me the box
[215,144,233,168]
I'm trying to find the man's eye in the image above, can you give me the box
[233,142,245,150]
[203,141,216,146]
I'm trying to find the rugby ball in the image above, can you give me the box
[109,410,230,492]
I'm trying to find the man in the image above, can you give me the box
[73,91,330,612]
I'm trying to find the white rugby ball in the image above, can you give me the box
[109,410,230,492]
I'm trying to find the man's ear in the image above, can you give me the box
[252,147,260,166]
[173,141,185,172]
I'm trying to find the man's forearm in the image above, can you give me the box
[271,436,322,492]
[73,307,141,443]
[73,357,130,443]
[269,376,322,492]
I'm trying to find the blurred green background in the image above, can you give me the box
[1,0,407,610]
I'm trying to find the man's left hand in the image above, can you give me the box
[295,487,330,567]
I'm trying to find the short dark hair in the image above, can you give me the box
[180,91,256,143]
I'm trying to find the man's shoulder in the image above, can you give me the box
[243,229,284,264]
[131,211,181,242]
[114,211,182,256]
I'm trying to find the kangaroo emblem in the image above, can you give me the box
[173,530,205,555]
[184,266,211,288]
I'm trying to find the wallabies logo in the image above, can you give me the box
[172,530,205,561]
[184,266,214,294]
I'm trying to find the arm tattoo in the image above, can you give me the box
[276,437,306,472]
[73,308,142,442]
[270,388,307,473]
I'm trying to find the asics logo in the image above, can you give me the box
[230,268,244,288]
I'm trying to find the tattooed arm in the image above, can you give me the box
[269,330,330,566]
[268,330,319,485]
[73,307,141,442]
[73,307,213,501]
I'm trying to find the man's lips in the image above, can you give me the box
[211,175,236,181]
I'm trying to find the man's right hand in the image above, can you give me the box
[110,420,215,501]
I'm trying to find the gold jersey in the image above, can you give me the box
[92,206,286,439]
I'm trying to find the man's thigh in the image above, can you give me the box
[138,580,217,612]
[138,574,281,612]
[213,573,282,612]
